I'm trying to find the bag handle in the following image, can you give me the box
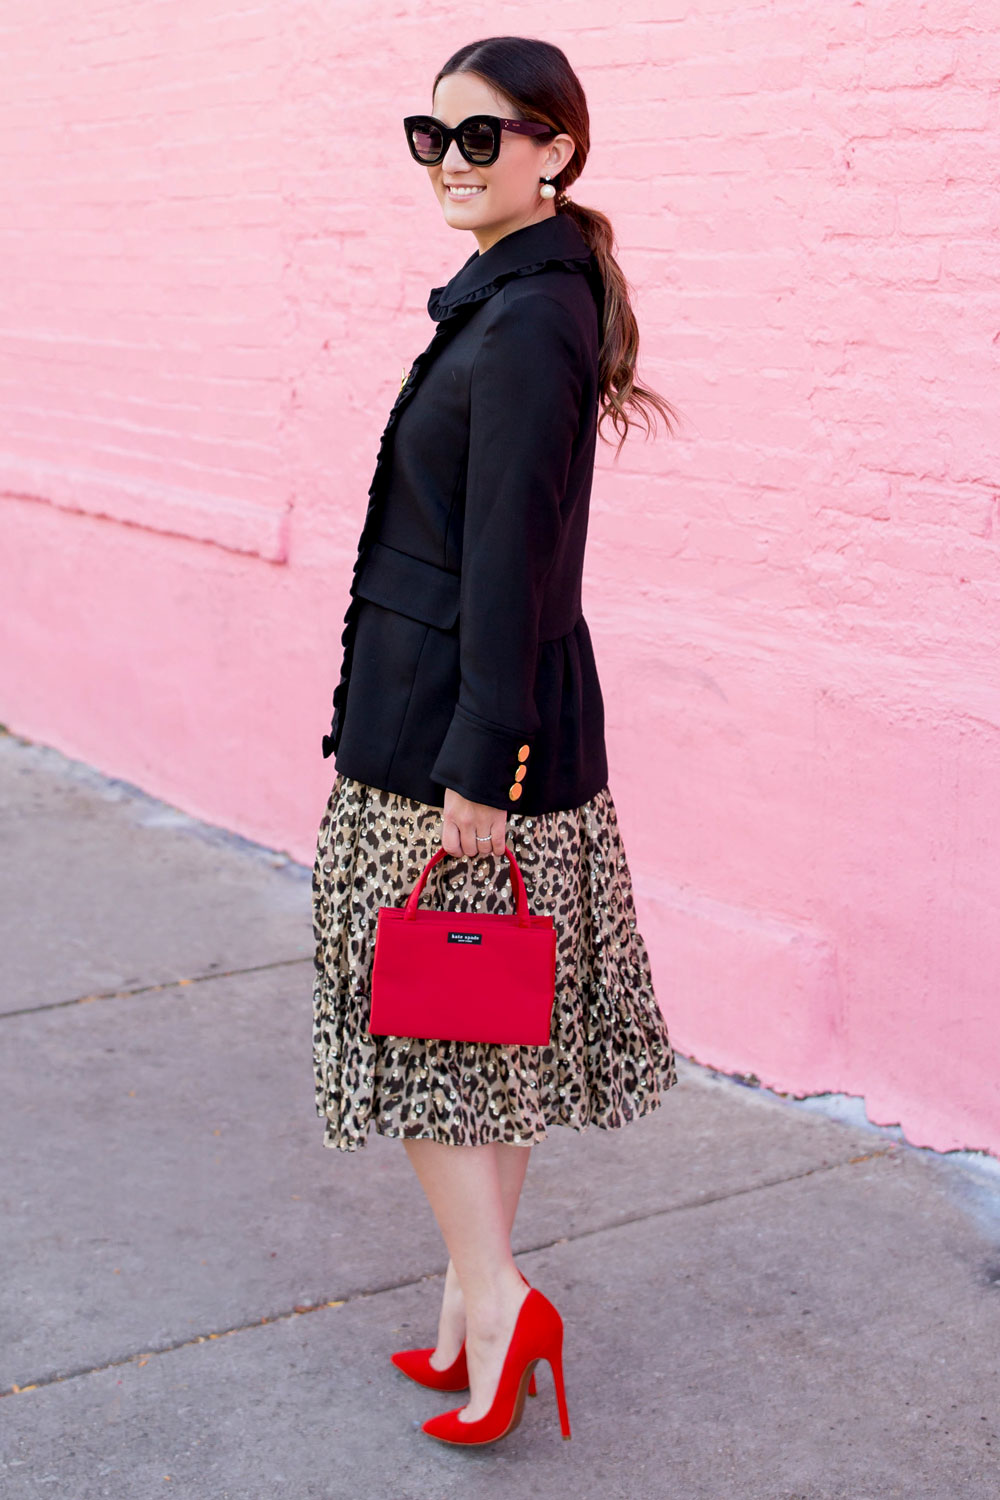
[403,844,531,927]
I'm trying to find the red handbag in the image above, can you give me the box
[368,844,557,1046]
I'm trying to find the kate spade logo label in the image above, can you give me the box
[448,931,482,944]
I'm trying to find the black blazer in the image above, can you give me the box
[321,213,610,815]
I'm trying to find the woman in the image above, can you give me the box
[312,35,679,1447]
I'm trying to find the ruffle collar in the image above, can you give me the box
[427,213,600,322]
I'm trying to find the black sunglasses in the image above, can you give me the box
[403,113,555,167]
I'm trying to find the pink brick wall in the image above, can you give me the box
[2,5,998,1155]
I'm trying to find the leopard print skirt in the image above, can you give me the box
[311,773,677,1151]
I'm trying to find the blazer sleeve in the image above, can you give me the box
[429,285,585,809]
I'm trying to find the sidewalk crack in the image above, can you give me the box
[0,956,313,1020]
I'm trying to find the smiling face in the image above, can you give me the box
[426,71,576,254]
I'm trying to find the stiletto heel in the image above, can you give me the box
[391,1268,537,1396]
[421,1288,570,1446]
[548,1341,572,1440]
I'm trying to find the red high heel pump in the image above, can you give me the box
[390,1269,537,1396]
[391,1341,470,1392]
[421,1287,570,1447]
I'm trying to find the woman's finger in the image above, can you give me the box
[440,815,462,857]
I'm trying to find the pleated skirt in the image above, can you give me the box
[311,773,677,1151]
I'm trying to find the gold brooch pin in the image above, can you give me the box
[400,366,409,391]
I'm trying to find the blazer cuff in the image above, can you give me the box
[430,704,535,810]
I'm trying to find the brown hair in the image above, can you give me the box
[434,36,679,456]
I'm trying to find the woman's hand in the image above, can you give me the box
[442,788,508,858]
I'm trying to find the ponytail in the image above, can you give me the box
[558,197,679,457]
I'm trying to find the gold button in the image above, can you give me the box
[508,783,523,801]
[514,765,526,782]
[517,744,530,762]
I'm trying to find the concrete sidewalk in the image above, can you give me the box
[1,728,998,1500]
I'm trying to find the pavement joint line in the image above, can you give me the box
[0,956,314,1020]
[0,1296,350,1401]
[0,1147,891,1402]
[512,1146,897,1256]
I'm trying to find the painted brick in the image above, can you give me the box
[861,37,958,88]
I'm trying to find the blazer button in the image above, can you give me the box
[514,765,526,782]
[508,783,523,802]
[517,744,530,762]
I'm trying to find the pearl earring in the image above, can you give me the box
[539,176,557,199]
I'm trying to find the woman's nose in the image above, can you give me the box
[441,137,468,171]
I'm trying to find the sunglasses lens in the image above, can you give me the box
[460,119,497,163]
[409,120,443,161]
